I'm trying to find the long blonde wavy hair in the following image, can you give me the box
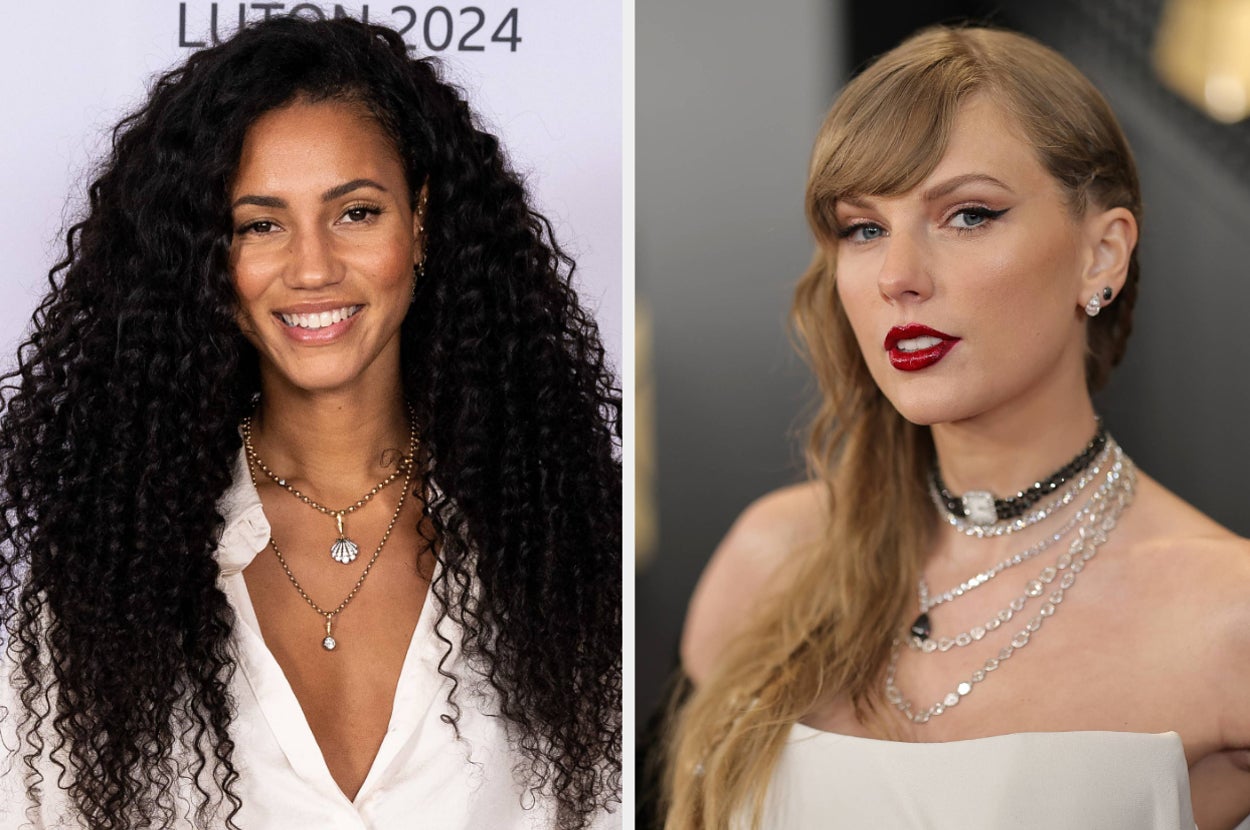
[663,25,1142,829]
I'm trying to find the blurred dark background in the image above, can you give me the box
[636,0,1250,821]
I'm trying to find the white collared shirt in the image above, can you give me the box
[1,449,619,829]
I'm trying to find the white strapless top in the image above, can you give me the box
[754,724,1207,829]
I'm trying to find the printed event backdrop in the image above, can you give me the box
[0,1,621,371]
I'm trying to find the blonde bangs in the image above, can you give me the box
[807,32,987,242]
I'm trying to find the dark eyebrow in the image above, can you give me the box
[232,194,285,209]
[231,178,389,210]
[321,178,388,201]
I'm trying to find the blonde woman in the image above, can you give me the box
[667,25,1250,830]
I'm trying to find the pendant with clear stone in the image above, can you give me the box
[322,618,338,651]
[961,490,997,525]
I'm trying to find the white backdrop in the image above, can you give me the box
[0,1,621,373]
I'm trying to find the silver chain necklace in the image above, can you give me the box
[918,449,1112,614]
[911,460,1124,652]
[886,446,1134,724]
[909,445,1112,642]
[929,441,1112,538]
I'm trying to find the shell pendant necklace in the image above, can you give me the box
[246,453,415,651]
[239,413,419,651]
[240,415,415,564]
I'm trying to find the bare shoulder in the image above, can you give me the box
[1119,473,1250,726]
[1120,471,1250,584]
[680,481,827,684]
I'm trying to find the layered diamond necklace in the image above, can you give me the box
[910,441,1114,642]
[885,430,1136,724]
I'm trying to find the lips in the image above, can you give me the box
[272,302,363,345]
[883,324,960,372]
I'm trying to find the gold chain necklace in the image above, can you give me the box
[240,415,414,564]
[241,428,417,652]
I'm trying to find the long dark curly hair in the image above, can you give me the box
[0,16,620,830]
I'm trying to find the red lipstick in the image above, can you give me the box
[884,324,960,371]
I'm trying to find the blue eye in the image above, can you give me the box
[837,222,885,243]
[950,207,1008,230]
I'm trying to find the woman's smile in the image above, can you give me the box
[273,301,366,344]
[276,303,364,331]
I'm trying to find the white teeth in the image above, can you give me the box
[896,336,942,352]
[279,305,361,330]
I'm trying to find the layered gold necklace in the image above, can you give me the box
[240,416,418,651]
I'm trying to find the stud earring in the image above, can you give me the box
[1085,286,1113,318]
[1085,287,1113,317]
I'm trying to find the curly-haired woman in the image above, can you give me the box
[0,16,620,830]
[668,26,1250,830]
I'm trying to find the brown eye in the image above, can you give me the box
[241,220,275,235]
[342,206,381,223]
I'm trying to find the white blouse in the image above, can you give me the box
[0,449,619,829]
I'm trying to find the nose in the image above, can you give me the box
[285,227,344,289]
[876,230,934,304]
